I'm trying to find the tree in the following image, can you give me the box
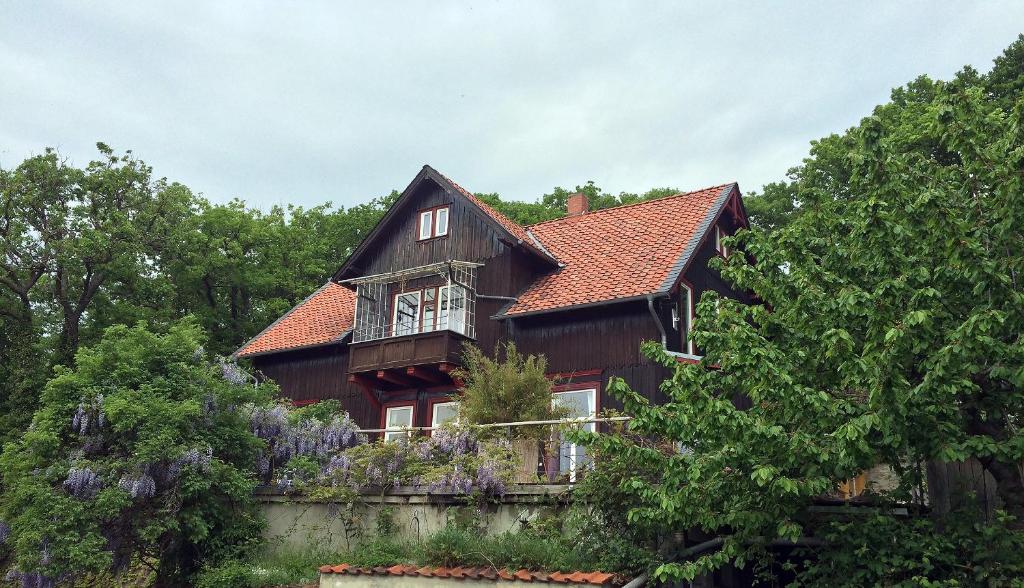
[0,320,274,586]
[585,51,1024,582]
[0,144,192,365]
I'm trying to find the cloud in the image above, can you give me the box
[2,1,1021,208]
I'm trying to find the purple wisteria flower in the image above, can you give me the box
[71,394,106,436]
[167,446,213,480]
[219,359,250,385]
[63,466,102,499]
[118,473,156,500]
[474,461,507,496]
[0,521,10,544]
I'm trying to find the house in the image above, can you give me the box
[233,165,751,451]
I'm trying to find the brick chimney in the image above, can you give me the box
[567,192,589,217]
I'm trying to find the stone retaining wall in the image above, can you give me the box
[256,486,571,552]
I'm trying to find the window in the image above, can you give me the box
[438,285,468,335]
[393,291,421,336]
[431,401,459,429]
[419,211,433,240]
[434,207,449,237]
[715,226,730,258]
[552,388,597,482]
[680,284,694,355]
[383,405,414,442]
[421,287,437,332]
[417,206,450,240]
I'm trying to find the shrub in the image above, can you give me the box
[0,321,274,586]
[455,343,567,439]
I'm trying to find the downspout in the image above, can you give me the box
[646,294,668,348]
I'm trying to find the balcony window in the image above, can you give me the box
[347,261,480,343]
[393,291,421,336]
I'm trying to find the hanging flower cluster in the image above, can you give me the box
[245,404,365,479]
[118,473,157,500]
[63,466,102,499]
[71,394,106,436]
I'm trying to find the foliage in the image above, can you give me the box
[581,36,1024,583]
[564,441,661,575]
[455,343,567,439]
[0,320,274,586]
[302,424,518,501]
[195,545,345,588]
[794,508,1024,587]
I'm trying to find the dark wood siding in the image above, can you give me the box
[251,345,378,428]
[509,301,661,374]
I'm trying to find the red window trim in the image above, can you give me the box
[416,205,451,241]
[379,400,417,431]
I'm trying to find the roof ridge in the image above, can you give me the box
[526,182,737,229]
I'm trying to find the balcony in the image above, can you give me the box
[341,261,480,389]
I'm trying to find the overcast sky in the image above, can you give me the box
[2,2,1021,210]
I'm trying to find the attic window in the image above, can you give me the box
[418,206,450,240]
[715,226,730,258]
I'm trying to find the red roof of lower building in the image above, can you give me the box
[500,183,735,317]
[318,563,624,585]
[233,282,355,358]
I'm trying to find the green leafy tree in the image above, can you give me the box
[0,320,274,586]
[476,183,680,226]
[0,144,192,365]
[585,48,1024,582]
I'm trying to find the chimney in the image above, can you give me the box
[567,192,589,217]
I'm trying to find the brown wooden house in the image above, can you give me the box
[233,165,751,450]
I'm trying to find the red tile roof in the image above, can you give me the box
[233,282,355,358]
[318,564,623,585]
[501,183,735,316]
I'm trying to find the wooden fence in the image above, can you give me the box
[926,458,1007,519]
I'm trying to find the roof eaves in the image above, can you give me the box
[231,282,339,360]
[234,331,351,360]
[656,183,737,294]
[493,293,664,320]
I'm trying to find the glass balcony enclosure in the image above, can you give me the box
[342,261,481,344]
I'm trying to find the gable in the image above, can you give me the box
[334,166,557,282]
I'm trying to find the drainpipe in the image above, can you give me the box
[477,294,518,302]
[646,295,668,348]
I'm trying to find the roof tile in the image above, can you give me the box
[503,184,734,316]
[234,282,355,358]
[320,564,624,585]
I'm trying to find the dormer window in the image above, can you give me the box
[418,206,450,240]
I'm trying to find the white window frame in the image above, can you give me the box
[383,405,414,443]
[418,210,433,240]
[552,388,597,483]
[430,401,459,429]
[434,207,449,237]
[437,285,467,335]
[715,226,730,257]
[681,284,695,356]
[392,290,421,336]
